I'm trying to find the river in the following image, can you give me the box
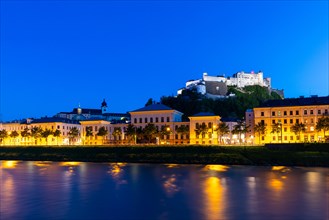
[1,161,328,220]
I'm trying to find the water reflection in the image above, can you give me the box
[204,165,229,172]
[1,160,19,169]
[0,161,328,220]
[162,174,179,197]
[203,176,227,220]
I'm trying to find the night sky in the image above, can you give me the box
[1,0,328,121]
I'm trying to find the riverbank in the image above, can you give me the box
[1,144,329,166]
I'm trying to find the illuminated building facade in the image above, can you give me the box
[189,113,220,145]
[253,96,329,144]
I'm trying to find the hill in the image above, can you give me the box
[161,85,282,120]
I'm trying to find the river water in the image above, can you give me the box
[1,161,328,220]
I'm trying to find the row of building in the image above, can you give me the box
[0,96,328,145]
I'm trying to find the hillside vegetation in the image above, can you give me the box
[161,85,282,120]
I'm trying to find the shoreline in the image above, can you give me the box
[1,144,329,167]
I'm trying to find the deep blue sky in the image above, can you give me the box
[1,0,328,121]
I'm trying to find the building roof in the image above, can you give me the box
[191,112,217,117]
[258,96,329,108]
[130,103,174,112]
[72,108,102,115]
[29,117,80,124]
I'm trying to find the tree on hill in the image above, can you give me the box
[145,98,154,106]
[254,121,267,144]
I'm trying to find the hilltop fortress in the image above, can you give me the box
[178,71,284,98]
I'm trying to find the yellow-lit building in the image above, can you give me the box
[253,96,329,144]
[80,120,111,145]
[129,103,189,144]
[189,112,220,145]
[0,117,81,145]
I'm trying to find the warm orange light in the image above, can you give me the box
[205,165,229,172]
[34,161,52,167]
[271,166,286,171]
[59,162,81,167]
[1,161,19,169]
[269,179,283,191]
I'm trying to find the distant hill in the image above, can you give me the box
[161,85,283,120]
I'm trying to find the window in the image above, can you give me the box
[261,112,264,116]
[284,119,287,124]
[161,117,164,122]
[261,120,265,124]
[310,110,313,115]
[278,111,281,116]
[57,125,60,129]
[290,119,293,124]
[134,119,137,123]
[318,110,321,114]
[262,136,265,141]
[284,136,287,141]
[167,117,170,122]
[145,118,148,123]
[296,110,299,115]
[296,119,299,123]
[304,119,308,123]
[272,111,275,116]
[272,119,275,124]
[290,111,293,115]
[304,110,307,115]
[325,109,328,115]
[156,117,159,123]
[273,136,276,141]
[139,118,142,123]
[150,118,153,123]
[311,119,314,123]
[290,136,293,141]
[284,128,287,132]
[284,111,287,116]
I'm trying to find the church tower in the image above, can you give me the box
[101,99,108,114]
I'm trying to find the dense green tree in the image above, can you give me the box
[21,128,31,145]
[316,116,329,140]
[195,123,208,142]
[291,122,306,142]
[176,125,190,140]
[143,123,158,143]
[53,129,61,145]
[159,125,171,143]
[254,121,267,144]
[85,126,93,137]
[271,123,282,142]
[68,127,80,145]
[215,122,230,144]
[31,126,43,145]
[10,130,20,139]
[41,129,53,145]
[125,124,137,144]
[0,129,8,144]
[112,127,122,143]
[97,126,108,144]
[232,120,249,144]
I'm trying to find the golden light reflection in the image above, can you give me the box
[203,177,226,220]
[205,165,229,172]
[1,161,19,169]
[269,179,283,191]
[108,163,126,179]
[162,174,179,196]
[271,166,286,171]
[59,162,81,167]
[33,161,52,167]
[166,164,179,168]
